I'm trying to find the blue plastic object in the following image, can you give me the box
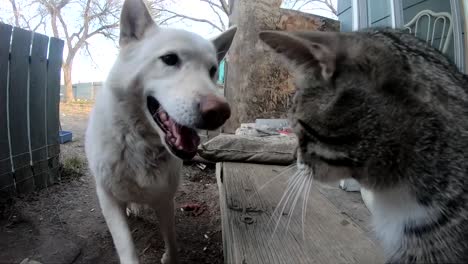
[59,130,73,144]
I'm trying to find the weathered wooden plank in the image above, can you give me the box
[45,37,64,184]
[47,155,60,182]
[9,26,34,193]
[0,23,15,195]
[29,32,49,189]
[217,162,384,264]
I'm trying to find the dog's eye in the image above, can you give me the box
[209,66,217,78]
[160,53,179,66]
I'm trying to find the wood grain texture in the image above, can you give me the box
[0,23,14,195]
[30,32,49,189]
[0,24,64,196]
[46,37,63,152]
[9,26,34,193]
[217,162,384,264]
[46,36,64,184]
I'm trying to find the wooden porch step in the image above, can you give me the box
[216,162,383,264]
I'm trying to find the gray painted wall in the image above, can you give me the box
[337,0,459,62]
[337,0,353,32]
[368,0,391,27]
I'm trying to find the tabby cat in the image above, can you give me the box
[259,27,468,263]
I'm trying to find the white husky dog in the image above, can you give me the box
[85,0,236,263]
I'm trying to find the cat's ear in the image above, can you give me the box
[120,0,156,47]
[212,26,237,62]
[259,31,336,80]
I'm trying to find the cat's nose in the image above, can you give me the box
[198,94,231,130]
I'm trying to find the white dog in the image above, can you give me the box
[85,0,236,263]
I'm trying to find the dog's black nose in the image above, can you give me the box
[199,94,231,130]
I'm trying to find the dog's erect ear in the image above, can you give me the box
[259,30,337,81]
[119,0,155,47]
[212,26,237,62]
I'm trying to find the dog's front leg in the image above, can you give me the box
[97,185,139,264]
[154,199,179,264]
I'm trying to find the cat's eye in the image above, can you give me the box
[209,66,217,78]
[160,53,180,66]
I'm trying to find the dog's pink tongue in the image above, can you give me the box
[168,120,199,153]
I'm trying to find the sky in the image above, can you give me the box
[0,0,338,84]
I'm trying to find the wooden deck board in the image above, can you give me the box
[217,162,384,264]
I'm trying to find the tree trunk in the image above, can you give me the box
[9,0,20,27]
[223,0,283,133]
[223,1,339,133]
[62,63,74,103]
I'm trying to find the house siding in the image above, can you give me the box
[337,0,353,32]
[338,0,460,63]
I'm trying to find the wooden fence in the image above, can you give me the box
[0,23,64,196]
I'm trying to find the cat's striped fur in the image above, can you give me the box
[260,28,468,263]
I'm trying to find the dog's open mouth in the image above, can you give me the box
[147,96,200,160]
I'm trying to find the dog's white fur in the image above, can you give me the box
[85,0,236,263]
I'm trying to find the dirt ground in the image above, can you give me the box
[0,103,224,264]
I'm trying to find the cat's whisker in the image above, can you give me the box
[271,187,299,240]
[285,172,308,233]
[302,170,314,241]
[286,165,300,184]
[267,170,302,228]
[248,164,296,201]
[301,173,310,240]
[270,170,305,240]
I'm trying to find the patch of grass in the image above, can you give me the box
[60,156,86,179]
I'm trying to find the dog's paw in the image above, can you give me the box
[126,203,143,218]
[161,252,179,264]
[160,253,170,264]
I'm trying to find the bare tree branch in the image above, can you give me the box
[3,0,121,102]
[27,10,47,31]
[56,11,73,51]
[87,22,119,38]
[217,0,230,15]
[8,0,21,27]
[301,6,336,14]
[158,15,178,25]
[82,40,97,67]
[283,0,337,16]
[201,0,221,9]
[7,0,47,31]
[157,8,224,32]
[207,2,226,30]
[154,0,229,32]
[144,0,166,20]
